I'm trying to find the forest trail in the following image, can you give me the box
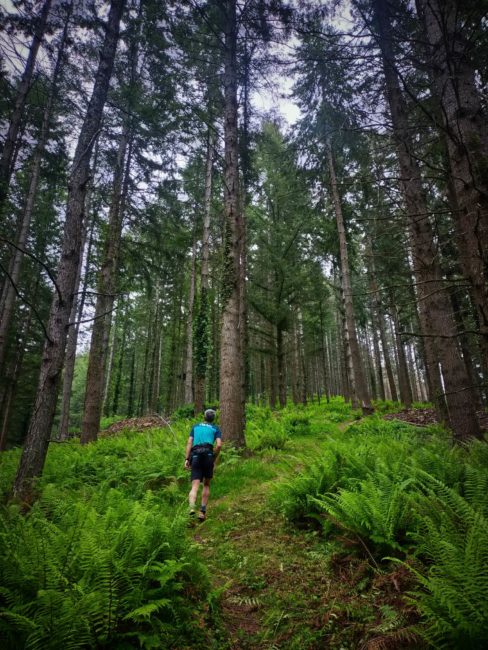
[192,431,352,650]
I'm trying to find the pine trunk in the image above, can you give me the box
[328,146,373,414]
[81,126,131,444]
[12,0,125,502]
[219,0,245,446]
[419,0,488,363]
[194,130,214,415]
[57,142,98,440]
[373,0,480,442]
[0,0,53,209]
[277,324,286,408]
[0,10,70,369]
[184,238,197,405]
[391,307,413,408]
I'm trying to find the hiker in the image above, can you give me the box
[184,408,222,521]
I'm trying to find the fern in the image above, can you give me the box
[0,423,211,649]
[405,474,488,648]
[310,470,417,553]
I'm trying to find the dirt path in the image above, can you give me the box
[191,439,345,650]
[189,420,420,650]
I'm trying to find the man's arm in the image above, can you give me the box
[184,434,193,470]
[213,428,222,460]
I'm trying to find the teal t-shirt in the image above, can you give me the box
[190,422,222,447]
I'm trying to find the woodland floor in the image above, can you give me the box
[384,407,488,432]
[191,424,419,650]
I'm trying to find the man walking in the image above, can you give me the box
[184,409,222,521]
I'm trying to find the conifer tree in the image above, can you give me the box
[12,0,126,501]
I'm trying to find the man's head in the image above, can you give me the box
[204,409,216,423]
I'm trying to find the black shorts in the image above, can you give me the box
[190,450,214,481]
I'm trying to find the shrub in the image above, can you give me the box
[171,403,195,420]
[407,470,488,648]
[283,414,311,436]
[272,415,488,647]
[0,427,210,649]
[246,415,289,451]
[0,490,209,649]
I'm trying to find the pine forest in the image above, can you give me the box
[1,0,488,648]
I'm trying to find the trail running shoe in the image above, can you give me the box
[198,511,206,521]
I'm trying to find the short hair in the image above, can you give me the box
[204,409,216,422]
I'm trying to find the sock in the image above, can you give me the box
[200,505,206,513]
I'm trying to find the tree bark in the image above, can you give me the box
[0,6,70,369]
[276,324,286,408]
[391,307,413,408]
[318,300,330,402]
[112,304,128,416]
[127,349,136,418]
[81,126,131,444]
[12,0,125,502]
[58,139,99,440]
[219,0,246,446]
[328,145,373,413]
[365,239,386,400]
[371,0,480,441]
[419,0,488,362]
[0,0,53,210]
[184,237,197,405]
[194,129,214,415]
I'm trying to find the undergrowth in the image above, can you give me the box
[0,421,212,649]
[1,398,486,648]
[272,414,488,647]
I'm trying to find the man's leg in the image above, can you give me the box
[201,478,211,507]
[198,478,211,520]
[189,479,200,514]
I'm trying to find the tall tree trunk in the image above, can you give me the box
[378,314,398,402]
[371,0,480,441]
[220,0,245,446]
[194,129,214,415]
[81,126,131,444]
[184,237,197,404]
[318,301,331,402]
[127,349,136,418]
[0,0,53,210]
[269,321,277,408]
[0,7,70,369]
[112,304,128,416]
[418,0,488,363]
[12,0,125,502]
[139,322,151,416]
[150,303,162,412]
[57,141,98,440]
[391,307,413,408]
[328,146,373,413]
[364,325,378,399]
[366,240,386,400]
[276,324,286,408]
[448,286,482,409]
[102,304,117,415]
[370,317,385,400]
[0,300,34,451]
[298,311,308,405]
